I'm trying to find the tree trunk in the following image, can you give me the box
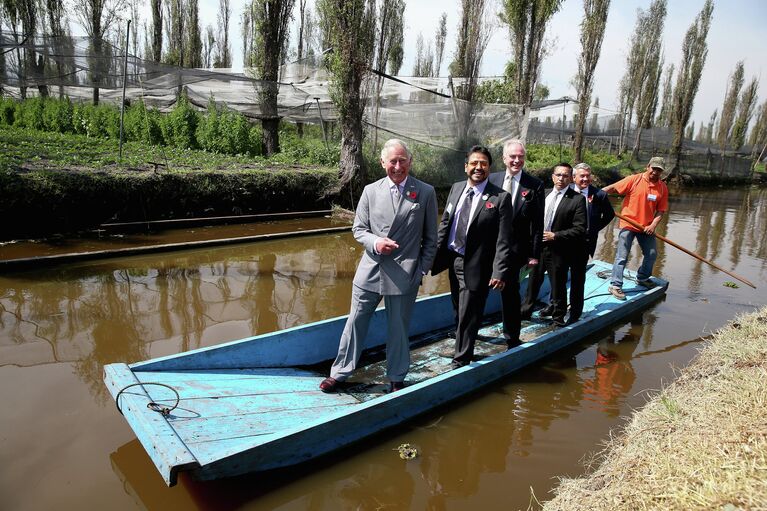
[262,117,280,155]
[339,114,365,189]
[261,78,280,156]
[669,130,684,182]
[573,98,588,163]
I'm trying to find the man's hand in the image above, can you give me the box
[489,278,505,290]
[375,237,399,255]
[527,258,539,266]
[542,230,556,242]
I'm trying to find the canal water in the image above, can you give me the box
[1,187,764,511]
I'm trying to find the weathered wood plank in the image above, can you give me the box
[103,364,199,486]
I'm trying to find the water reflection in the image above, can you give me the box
[0,187,765,511]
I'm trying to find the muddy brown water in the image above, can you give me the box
[1,187,765,511]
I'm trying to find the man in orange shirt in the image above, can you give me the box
[602,157,669,300]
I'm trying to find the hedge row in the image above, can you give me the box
[0,167,340,240]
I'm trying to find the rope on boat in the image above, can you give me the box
[115,382,180,417]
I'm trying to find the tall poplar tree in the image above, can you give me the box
[655,64,674,128]
[572,0,610,163]
[499,0,562,111]
[186,0,203,68]
[450,0,493,144]
[669,0,714,182]
[317,0,377,187]
[250,0,295,155]
[731,76,759,151]
[433,13,447,77]
[75,0,126,104]
[150,0,163,62]
[214,0,232,67]
[716,61,744,152]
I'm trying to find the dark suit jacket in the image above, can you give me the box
[544,187,587,261]
[488,170,544,263]
[583,184,615,257]
[432,181,511,290]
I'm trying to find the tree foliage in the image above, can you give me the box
[572,0,610,163]
[716,61,744,151]
[655,63,674,128]
[214,0,232,68]
[450,0,493,144]
[616,0,666,157]
[731,76,759,151]
[317,0,377,187]
[498,0,562,110]
[433,13,447,77]
[247,0,295,156]
[669,0,714,181]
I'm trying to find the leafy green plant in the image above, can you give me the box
[124,100,164,145]
[162,93,199,149]
[43,97,74,133]
[0,97,17,126]
[19,96,46,130]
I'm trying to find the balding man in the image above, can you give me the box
[488,139,545,346]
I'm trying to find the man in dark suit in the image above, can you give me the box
[432,146,511,368]
[520,163,586,327]
[568,162,615,323]
[488,139,544,346]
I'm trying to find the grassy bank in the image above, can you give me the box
[542,306,767,510]
[0,127,339,240]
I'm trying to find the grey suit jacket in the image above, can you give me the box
[352,176,439,295]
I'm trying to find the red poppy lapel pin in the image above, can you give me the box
[407,190,417,200]
[588,194,594,203]
[521,190,529,197]
[485,201,494,209]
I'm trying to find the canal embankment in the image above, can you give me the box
[542,305,767,510]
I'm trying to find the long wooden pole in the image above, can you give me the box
[614,212,756,289]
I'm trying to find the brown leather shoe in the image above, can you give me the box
[319,377,339,393]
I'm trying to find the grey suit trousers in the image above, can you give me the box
[329,284,418,382]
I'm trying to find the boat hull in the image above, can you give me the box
[104,260,667,485]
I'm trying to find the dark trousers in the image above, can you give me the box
[521,247,570,324]
[569,249,589,321]
[500,261,523,344]
[448,254,490,365]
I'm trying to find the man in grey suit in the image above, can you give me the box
[320,139,439,394]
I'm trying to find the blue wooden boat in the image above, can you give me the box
[103,260,667,486]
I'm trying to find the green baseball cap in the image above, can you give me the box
[647,156,666,171]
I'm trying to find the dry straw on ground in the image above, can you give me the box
[542,306,767,511]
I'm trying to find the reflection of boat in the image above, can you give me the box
[104,260,667,486]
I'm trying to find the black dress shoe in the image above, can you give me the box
[506,339,522,350]
[538,305,554,317]
[319,377,339,393]
[389,381,405,392]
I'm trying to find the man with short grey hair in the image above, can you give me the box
[568,162,614,322]
[320,139,438,393]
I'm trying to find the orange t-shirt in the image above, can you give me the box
[613,171,668,232]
